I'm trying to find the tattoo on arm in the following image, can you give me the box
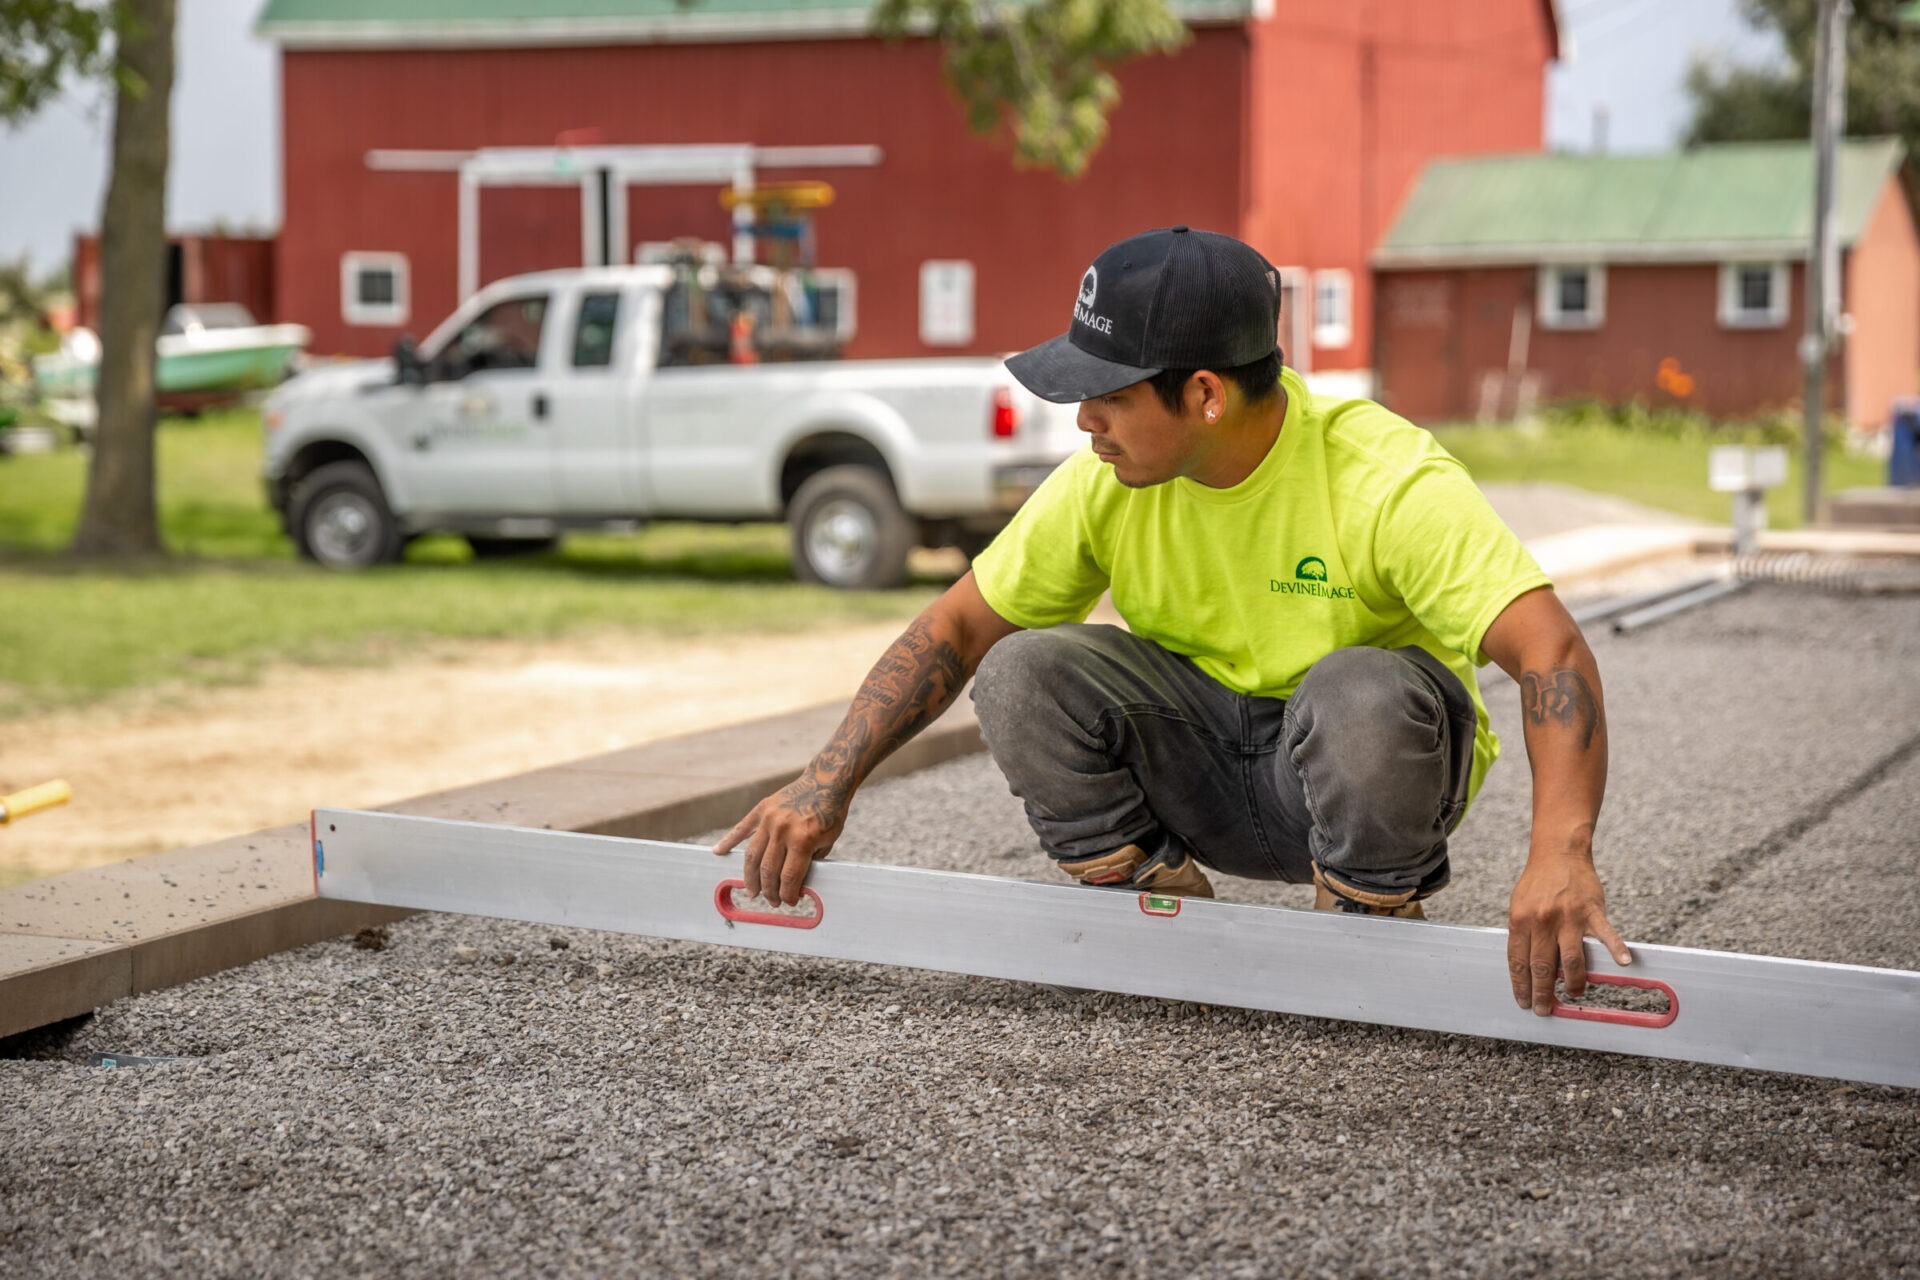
[795,615,970,826]
[1520,667,1600,751]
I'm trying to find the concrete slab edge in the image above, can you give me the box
[1,701,983,1042]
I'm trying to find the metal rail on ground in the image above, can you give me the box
[1612,578,1750,634]
[314,809,1920,1091]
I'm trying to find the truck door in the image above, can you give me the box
[545,285,643,515]
[397,291,557,516]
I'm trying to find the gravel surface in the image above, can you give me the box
[4,584,1917,1278]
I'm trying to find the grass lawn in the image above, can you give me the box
[1429,420,1884,529]
[1,407,1889,719]
[0,411,939,718]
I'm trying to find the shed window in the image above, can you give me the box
[1718,262,1788,329]
[1538,263,1605,330]
[1312,269,1352,349]
[341,252,409,327]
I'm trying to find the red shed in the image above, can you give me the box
[1372,139,1920,429]
[256,0,1561,379]
[72,232,278,332]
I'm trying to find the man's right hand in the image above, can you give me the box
[713,771,847,906]
[710,572,1020,906]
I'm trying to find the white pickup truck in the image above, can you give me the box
[261,265,1080,589]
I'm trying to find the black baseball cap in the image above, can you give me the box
[1005,225,1283,404]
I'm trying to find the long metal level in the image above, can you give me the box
[312,809,1920,1090]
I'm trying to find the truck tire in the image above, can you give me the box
[289,461,403,568]
[789,465,914,591]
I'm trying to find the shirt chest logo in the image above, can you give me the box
[1270,554,1355,600]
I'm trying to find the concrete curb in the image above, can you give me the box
[0,699,982,1042]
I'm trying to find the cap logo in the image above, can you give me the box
[1073,265,1113,336]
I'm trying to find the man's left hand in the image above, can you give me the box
[1506,850,1633,1016]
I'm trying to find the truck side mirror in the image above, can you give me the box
[392,335,426,386]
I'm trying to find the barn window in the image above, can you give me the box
[1312,270,1352,349]
[1718,262,1788,329]
[341,252,410,327]
[1538,263,1605,330]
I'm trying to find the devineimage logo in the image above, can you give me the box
[1271,555,1355,599]
[1073,265,1114,336]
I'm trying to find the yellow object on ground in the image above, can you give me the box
[0,779,71,824]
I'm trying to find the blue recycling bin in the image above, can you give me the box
[1892,398,1920,487]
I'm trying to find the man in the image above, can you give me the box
[717,226,1631,1016]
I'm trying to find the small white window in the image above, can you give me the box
[1538,263,1606,330]
[919,260,975,346]
[341,252,410,327]
[1312,269,1352,349]
[1718,262,1788,329]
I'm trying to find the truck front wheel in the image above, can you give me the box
[289,461,403,568]
[789,465,913,591]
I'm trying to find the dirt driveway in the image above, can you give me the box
[0,483,1682,887]
[0,620,926,885]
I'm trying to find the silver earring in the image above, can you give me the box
[1206,410,1217,421]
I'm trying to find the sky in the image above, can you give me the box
[0,0,1789,279]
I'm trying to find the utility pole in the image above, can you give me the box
[1801,0,1850,527]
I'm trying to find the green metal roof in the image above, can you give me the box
[261,0,873,22]
[1376,138,1909,267]
[257,0,1255,44]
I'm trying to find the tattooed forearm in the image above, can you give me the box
[1519,667,1601,750]
[801,615,971,817]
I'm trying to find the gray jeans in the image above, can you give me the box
[968,625,1478,901]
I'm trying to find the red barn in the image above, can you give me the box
[257,0,1561,381]
[1372,139,1920,428]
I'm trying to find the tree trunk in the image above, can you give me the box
[70,0,175,558]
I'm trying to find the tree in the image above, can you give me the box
[1685,0,1920,152]
[872,0,1188,178]
[1,0,175,556]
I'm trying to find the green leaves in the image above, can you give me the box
[1684,0,1920,152]
[873,0,1188,178]
[0,0,119,122]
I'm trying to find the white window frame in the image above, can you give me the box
[341,251,410,327]
[1311,268,1352,349]
[1718,261,1789,330]
[1537,262,1606,330]
[918,259,975,347]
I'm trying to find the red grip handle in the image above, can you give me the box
[714,879,824,929]
[1551,971,1678,1028]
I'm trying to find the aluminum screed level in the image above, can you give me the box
[312,809,1920,1090]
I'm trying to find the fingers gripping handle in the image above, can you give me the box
[1551,971,1679,1029]
[0,779,72,825]
[715,879,824,929]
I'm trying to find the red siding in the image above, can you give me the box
[1376,260,1865,424]
[1243,0,1550,372]
[74,233,278,331]
[1844,177,1920,428]
[279,35,1248,358]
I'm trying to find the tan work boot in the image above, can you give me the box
[1058,840,1215,898]
[1311,866,1426,919]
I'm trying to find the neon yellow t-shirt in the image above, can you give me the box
[971,366,1552,805]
